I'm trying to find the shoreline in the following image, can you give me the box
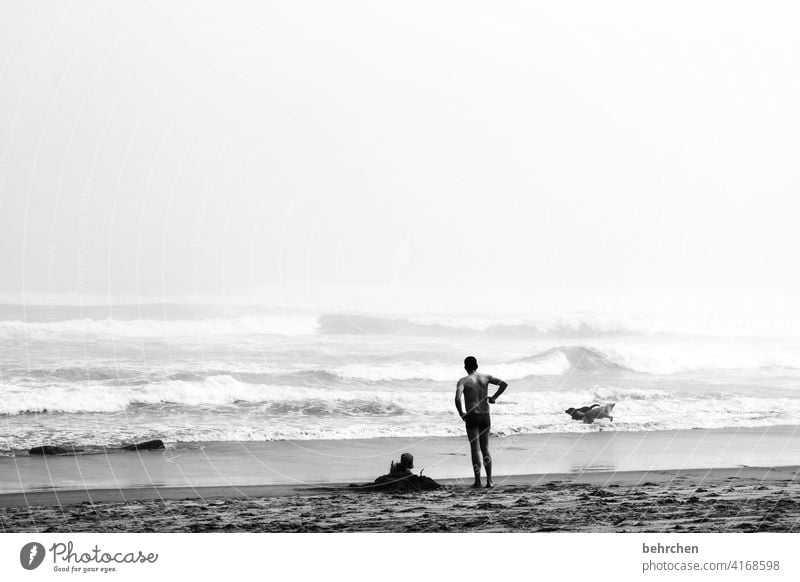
[4,425,800,496]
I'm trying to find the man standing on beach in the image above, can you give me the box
[455,356,508,488]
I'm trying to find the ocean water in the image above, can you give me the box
[2,303,800,453]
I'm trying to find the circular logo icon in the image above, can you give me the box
[20,542,46,570]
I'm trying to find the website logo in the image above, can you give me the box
[20,542,46,570]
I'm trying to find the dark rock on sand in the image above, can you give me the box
[29,446,73,455]
[122,439,165,451]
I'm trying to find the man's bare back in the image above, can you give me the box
[457,373,495,415]
[454,356,508,488]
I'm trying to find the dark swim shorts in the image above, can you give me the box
[465,412,491,432]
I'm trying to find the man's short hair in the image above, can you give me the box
[464,356,478,371]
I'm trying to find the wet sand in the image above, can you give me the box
[2,466,798,533]
[4,426,800,494]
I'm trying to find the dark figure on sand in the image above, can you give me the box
[389,452,415,476]
[455,356,508,488]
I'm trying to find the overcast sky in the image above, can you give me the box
[1,1,798,313]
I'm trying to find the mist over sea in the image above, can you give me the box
[2,302,800,453]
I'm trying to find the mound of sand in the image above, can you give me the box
[349,473,442,492]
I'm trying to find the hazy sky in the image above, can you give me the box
[1,1,799,312]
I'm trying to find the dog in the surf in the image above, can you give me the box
[565,403,615,424]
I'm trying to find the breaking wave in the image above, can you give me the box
[4,311,800,340]
[4,382,800,450]
[7,343,800,398]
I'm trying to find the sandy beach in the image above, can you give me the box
[1,466,798,533]
[2,427,800,532]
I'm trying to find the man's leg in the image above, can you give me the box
[466,424,482,487]
[478,424,492,487]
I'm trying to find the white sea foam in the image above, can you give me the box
[601,343,800,375]
[0,376,431,415]
[4,382,800,450]
[3,375,800,425]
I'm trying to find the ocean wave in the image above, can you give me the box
[598,343,800,375]
[0,315,319,338]
[0,377,626,416]
[4,350,574,389]
[331,343,800,378]
[512,344,800,376]
[2,374,798,419]
[16,366,153,384]
[9,342,800,396]
[320,312,800,339]
[3,383,800,450]
[4,310,800,341]
[178,346,606,381]
[332,351,571,382]
[0,376,437,415]
[319,313,650,337]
